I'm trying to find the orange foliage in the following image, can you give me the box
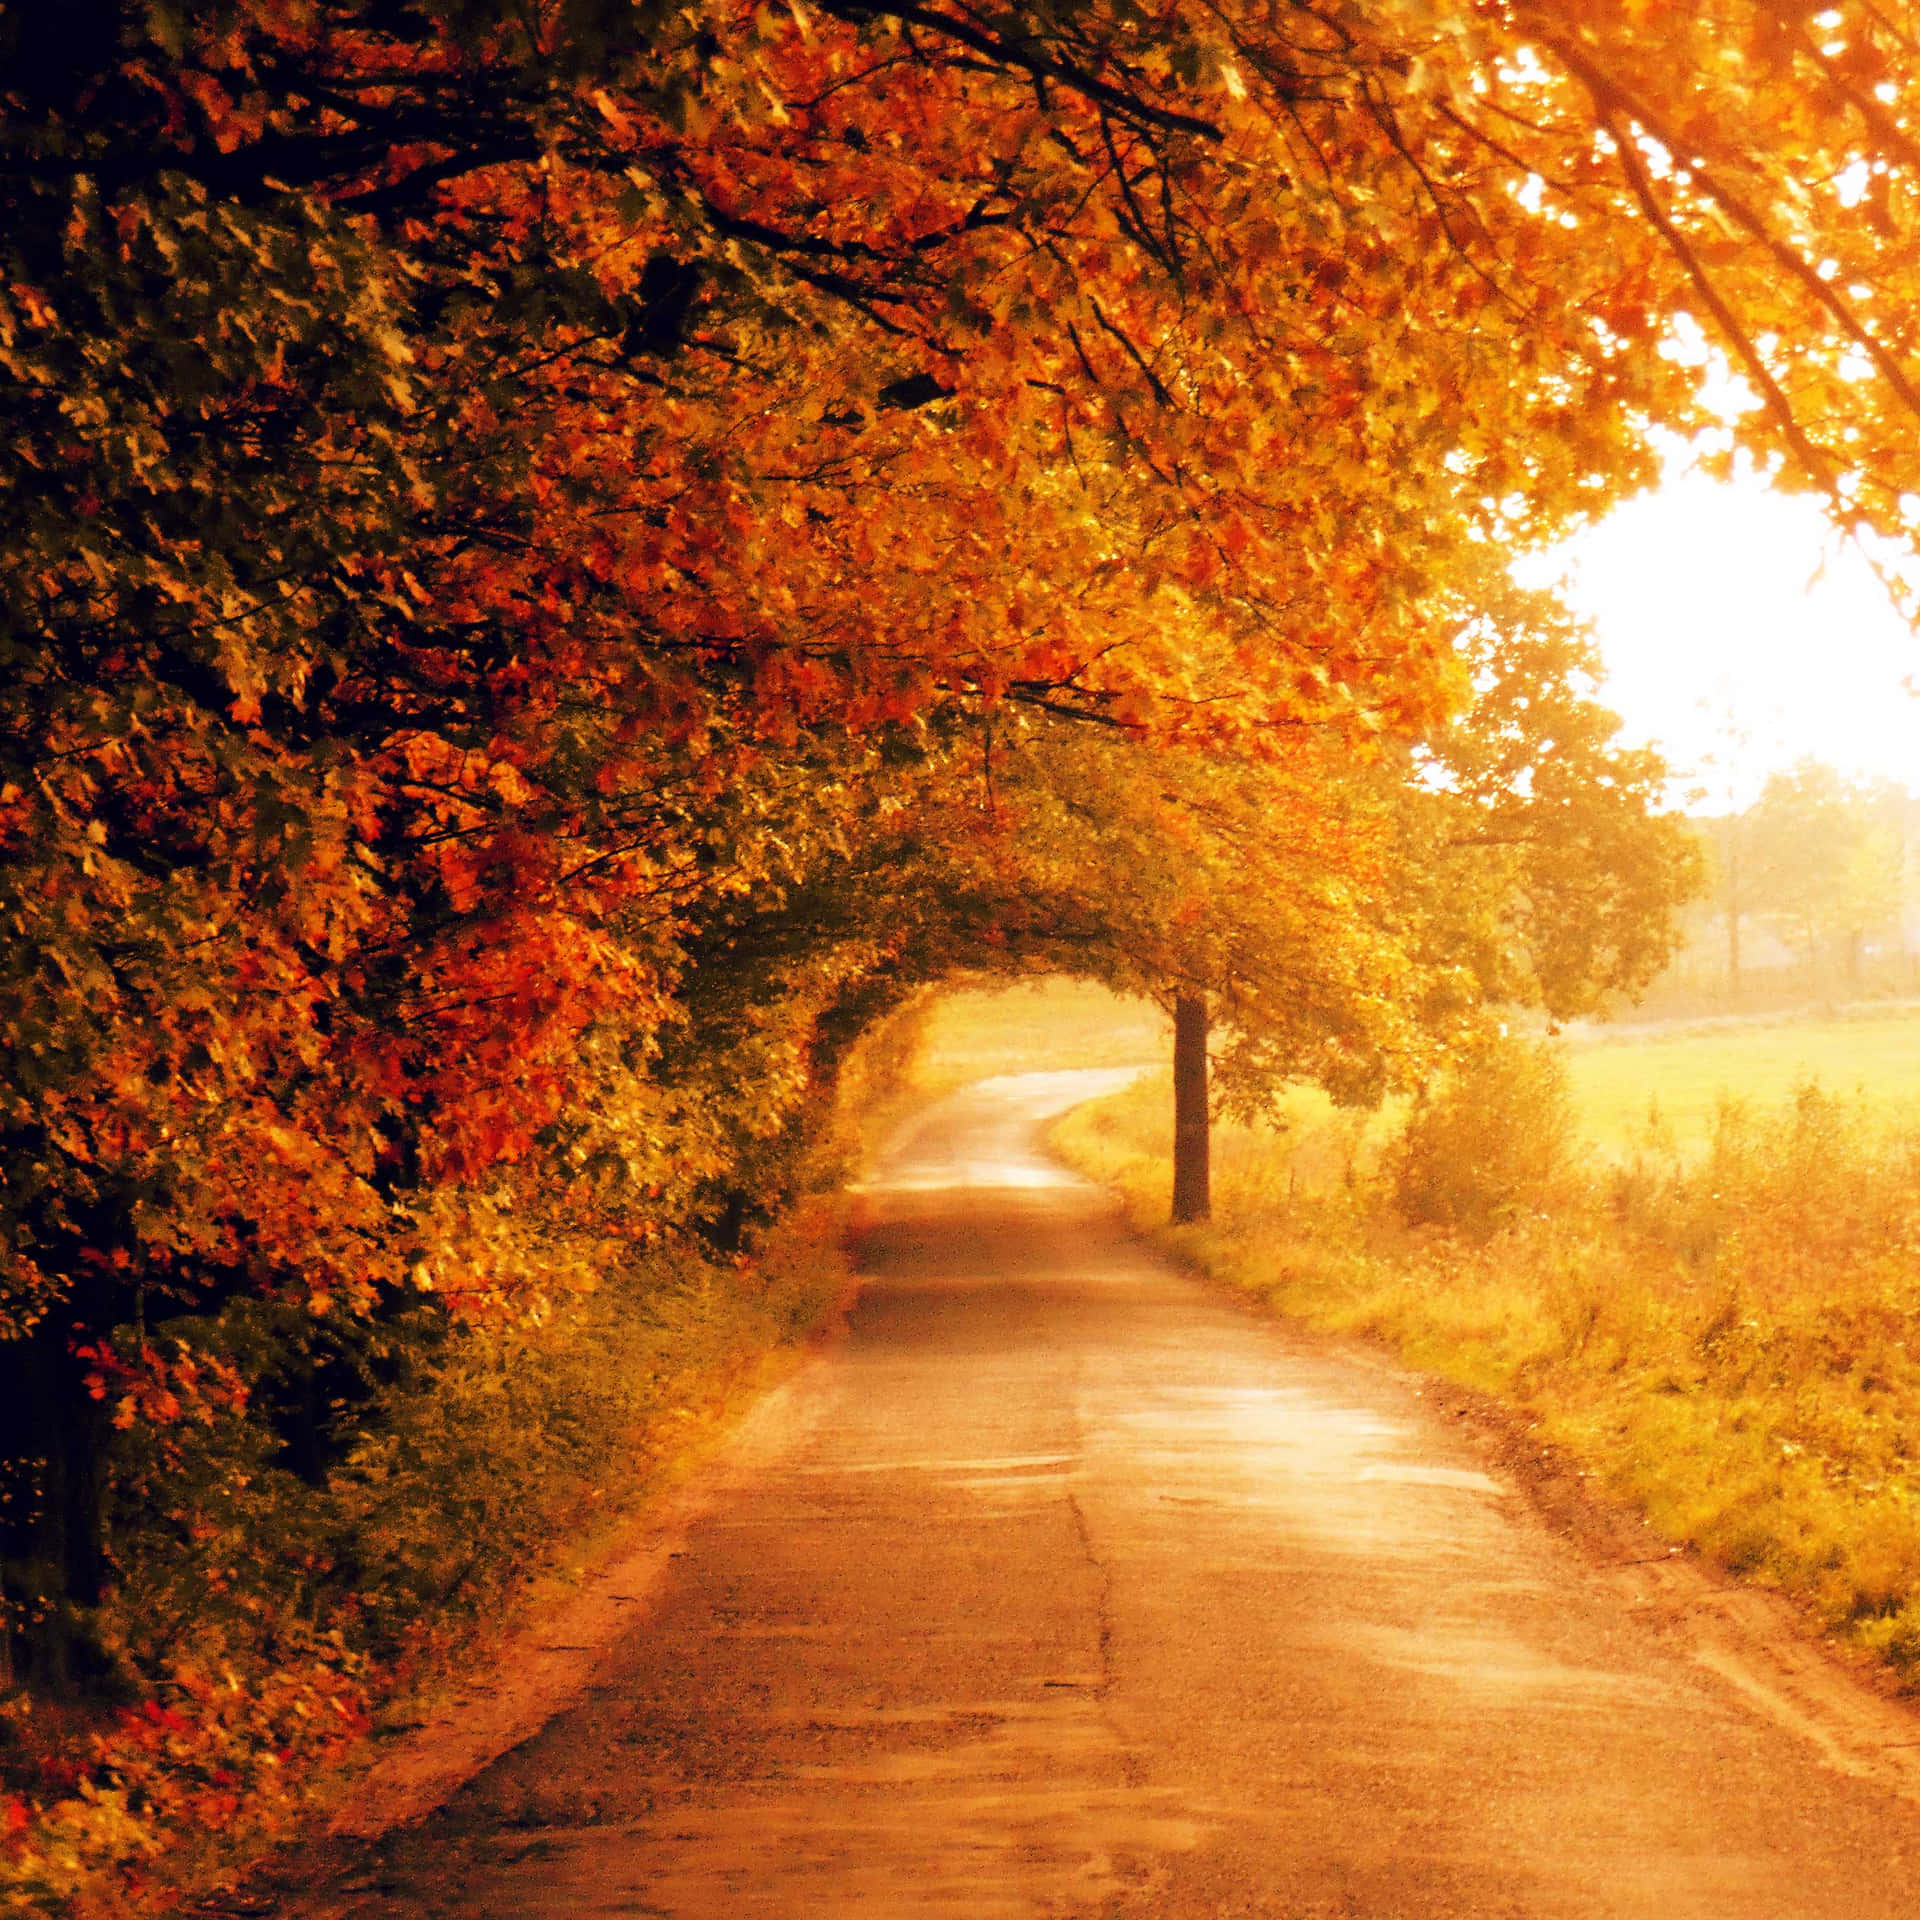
[0,0,1907,1872]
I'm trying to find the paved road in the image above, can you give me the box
[280,1071,1920,1917]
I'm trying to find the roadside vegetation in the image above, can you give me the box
[6,1238,854,1920]
[1051,1006,1920,1686]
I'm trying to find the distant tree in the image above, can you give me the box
[1704,813,1752,999]
[1863,780,1919,986]
[1692,707,1755,998]
[1746,763,1904,991]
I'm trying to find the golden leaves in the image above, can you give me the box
[0,0,1900,1493]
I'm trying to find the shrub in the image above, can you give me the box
[1393,1034,1575,1234]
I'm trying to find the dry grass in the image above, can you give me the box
[910,976,1168,1091]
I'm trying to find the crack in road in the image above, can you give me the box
[1064,1488,1117,1701]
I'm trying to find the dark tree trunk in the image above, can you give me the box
[1171,992,1211,1224]
[0,1313,113,1690]
[707,1186,749,1256]
[276,1353,327,1487]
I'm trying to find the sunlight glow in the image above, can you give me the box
[1523,455,1920,808]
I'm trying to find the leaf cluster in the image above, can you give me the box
[0,0,1899,1776]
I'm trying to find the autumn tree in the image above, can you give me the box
[5,0,1920,1680]
[1061,587,1701,1222]
[859,583,1699,1224]
[1397,581,1704,1021]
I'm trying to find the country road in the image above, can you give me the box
[270,1069,1920,1918]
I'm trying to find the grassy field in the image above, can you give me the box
[918,982,1920,1156]
[1566,1004,1920,1156]
[911,976,1169,1089]
[914,977,1920,1176]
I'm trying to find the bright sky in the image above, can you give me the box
[1527,456,1920,811]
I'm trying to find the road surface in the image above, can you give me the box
[272,1070,1920,1918]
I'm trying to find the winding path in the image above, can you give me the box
[277,1070,1920,1917]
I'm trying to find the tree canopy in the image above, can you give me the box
[3,0,1915,1677]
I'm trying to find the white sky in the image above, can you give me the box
[1525,454,1920,812]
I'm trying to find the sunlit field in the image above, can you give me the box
[924,985,1920,1162]
[911,976,1169,1090]
[1566,1006,1920,1156]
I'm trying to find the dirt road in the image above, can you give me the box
[273,1071,1920,1917]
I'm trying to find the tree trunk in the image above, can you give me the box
[0,1314,112,1689]
[1171,993,1211,1224]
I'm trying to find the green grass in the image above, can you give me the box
[1566,1007,1920,1155]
